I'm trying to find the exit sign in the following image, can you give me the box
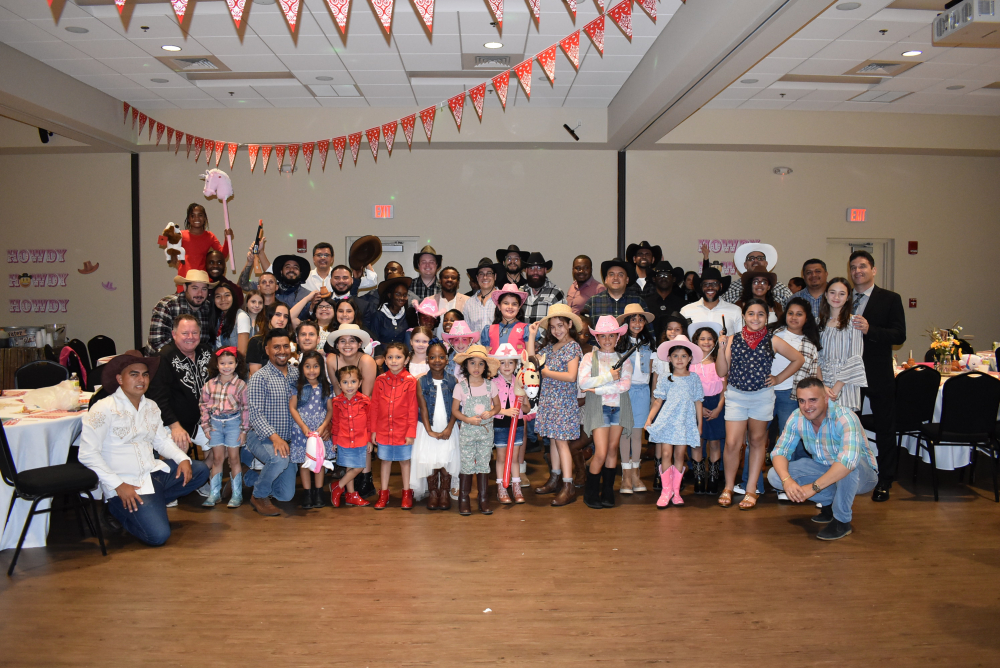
[372,205,393,219]
[847,208,867,222]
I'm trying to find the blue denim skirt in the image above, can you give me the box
[338,445,367,468]
[377,443,412,462]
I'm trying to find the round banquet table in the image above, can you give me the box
[1,398,87,552]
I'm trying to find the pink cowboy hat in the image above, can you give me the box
[491,283,528,307]
[442,320,481,343]
[656,335,704,364]
[411,297,446,318]
[589,315,628,337]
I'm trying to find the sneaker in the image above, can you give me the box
[817,519,853,541]
[777,491,788,502]
[166,500,178,508]
[733,484,746,495]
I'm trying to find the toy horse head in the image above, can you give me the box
[515,349,545,401]
[201,168,233,201]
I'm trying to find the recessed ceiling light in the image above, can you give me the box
[740,79,759,84]
[946,85,965,90]
[65,26,89,34]
[161,45,182,52]
[150,78,169,83]
[902,50,922,57]
[836,2,861,9]
[316,76,334,81]
[484,42,503,49]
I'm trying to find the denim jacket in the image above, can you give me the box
[420,373,457,420]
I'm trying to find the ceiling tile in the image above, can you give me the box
[556,97,608,108]
[871,41,949,61]
[316,97,371,107]
[398,53,463,70]
[0,17,57,42]
[872,76,938,91]
[702,99,745,110]
[261,32,341,55]
[193,35,275,56]
[43,58,117,76]
[801,88,863,101]
[203,85,264,100]
[182,13,247,39]
[838,20,925,42]
[730,73,782,87]
[784,99,840,111]
[102,57,174,75]
[71,38,149,59]
[104,88,163,101]
[28,16,123,41]
[357,82,413,96]
[752,87,810,101]
[129,99,177,110]
[391,9,459,35]
[715,87,762,101]
[572,70,628,85]
[217,54,290,71]
[0,0,89,21]
[579,53,642,72]
[335,33,398,54]
[904,61,974,79]
[129,36,211,58]
[745,57,805,75]
[251,83,314,98]
[150,86,214,101]
[269,97,321,107]
[928,48,997,66]
[393,32,461,53]
[160,98,225,109]
[340,53,404,70]
[515,97,564,107]
[98,13,188,40]
[278,53,347,70]
[12,40,87,61]
[246,11,323,37]
[566,84,621,97]
[738,99,793,110]
[788,58,861,76]
[351,69,410,84]
[820,1,893,21]
[811,39,887,61]
[123,70,189,86]
[220,98,274,108]
[768,38,829,60]
[362,96,417,105]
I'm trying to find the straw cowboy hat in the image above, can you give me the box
[412,297,446,318]
[656,335,704,364]
[589,315,628,338]
[442,320,480,342]
[491,283,528,307]
[454,344,501,375]
[625,240,662,266]
[495,244,530,264]
[412,244,442,271]
[326,323,372,351]
[616,303,655,325]
[173,269,218,288]
[688,321,723,339]
[350,235,382,272]
[537,303,583,333]
[733,243,778,272]
[101,350,161,394]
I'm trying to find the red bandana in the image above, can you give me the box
[741,326,767,350]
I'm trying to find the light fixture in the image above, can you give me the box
[484,42,503,49]
[836,2,861,10]
[316,76,334,81]
[773,167,792,176]
[65,26,89,34]
[740,78,759,84]
[902,50,922,57]
[150,78,169,83]
[161,45,182,52]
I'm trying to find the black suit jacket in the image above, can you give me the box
[860,285,906,392]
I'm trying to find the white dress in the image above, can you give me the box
[409,378,461,500]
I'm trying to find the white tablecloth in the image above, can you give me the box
[1,405,85,552]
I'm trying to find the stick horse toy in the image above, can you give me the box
[201,168,236,272]
[502,349,546,488]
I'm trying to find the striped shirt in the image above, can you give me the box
[199,376,250,436]
[247,362,298,441]
[818,324,867,411]
[462,290,498,334]
[773,400,878,472]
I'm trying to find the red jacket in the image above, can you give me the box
[368,369,418,445]
[330,392,371,449]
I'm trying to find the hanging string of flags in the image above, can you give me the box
[120,0,686,175]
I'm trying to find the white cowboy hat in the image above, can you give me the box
[687,321,723,340]
[733,243,778,272]
[656,335,704,364]
[589,315,627,337]
[326,323,372,350]
[491,342,521,360]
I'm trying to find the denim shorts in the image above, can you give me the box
[377,443,411,462]
[601,405,621,427]
[338,445,367,468]
[208,413,242,448]
[493,425,524,446]
[724,387,775,422]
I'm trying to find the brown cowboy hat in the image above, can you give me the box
[101,350,160,394]
[740,270,778,290]
[412,244,442,271]
[78,261,99,274]
[350,235,382,272]
[377,275,413,300]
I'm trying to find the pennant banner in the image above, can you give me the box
[302,142,314,171]
[248,144,260,172]
[382,120,397,156]
[174,132,181,155]
[526,0,539,25]
[194,136,204,161]
[115,0,125,14]
[513,59,533,98]
[166,127,175,148]
[333,136,346,168]
[370,0,394,35]
[138,112,147,137]
[278,0,300,32]
[148,116,154,141]
[637,0,655,22]
[560,31,581,70]
[366,127,380,162]
[326,0,350,34]
[131,107,138,130]
[537,45,557,85]
[400,114,415,149]
[594,0,604,12]
[288,143,300,171]
[228,142,238,169]
[492,70,509,109]
[348,132,361,165]
[565,0,576,21]
[469,83,486,121]
[123,102,130,124]
[317,139,329,171]
[205,140,215,165]
[413,0,434,33]
[170,0,189,23]
[487,0,503,31]
[186,133,193,158]
[214,141,224,167]
[275,144,286,171]
[447,92,464,131]
[419,106,435,142]
[584,15,605,56]
[155,122,165,145]
[262,145,272,173]
[227,0,247,27]
[608,0,633,41]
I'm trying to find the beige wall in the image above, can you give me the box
[0,153,133,350]
[626,151,1000,350]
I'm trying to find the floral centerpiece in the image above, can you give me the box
[927,321,963,368]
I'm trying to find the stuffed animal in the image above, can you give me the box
[157,222,186,268]
[514,349,546,411]
[301,432,334,474]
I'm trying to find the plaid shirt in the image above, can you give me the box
[147,293,214,353]
[785,336,820,399]
[247,362,299,442]
[413,277,441,301]
[791,289,823,320]
[773,400,878,472]
[523,280,566,324]
[199,376,250,437]
[581,290,647,320]
[722,280,794,309]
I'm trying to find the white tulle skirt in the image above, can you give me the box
[409,381,460,500]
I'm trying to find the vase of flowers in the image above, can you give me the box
[928,322,963,373]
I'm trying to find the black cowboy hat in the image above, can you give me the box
[700,266,732,294]
[524,252,553,271]
[272,254,311,280]
[412,244,442,271]
[495,244,530,264]
[467,258,504,282]
[650,260,685,284]
[350,235,382,272]
[625,240,663,266]
[600,257,631,281]
[377,275,413,300]
[101,350,160,394]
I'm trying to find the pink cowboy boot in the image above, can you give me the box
[670,466,685,506]
[656,467,673,509]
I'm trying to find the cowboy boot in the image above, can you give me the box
[571,449,587,488]
[426,471,440,511]
[358,471,376,498]
[344,491,370,507]
[692,460,706,495]
[601,467,617,508]
[373,490,390,510]
[534,470,560,495]
[329,482,344,508]
[299,485,315,510]
[458,474,473,516]
[653,458,663,493]
[708,460,722,495]
[400,489,414,510]
[202,473,222,507]
[227,471,243,508]
[439,469,452,511]
[583,470,603,509]
[656,467,673,509]
[551,480,577,506]
[671,466,686,506]
[476,473,493,515]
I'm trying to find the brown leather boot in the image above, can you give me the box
[476,473,493,515]
[551,480,577,506]
[439,469,452,511]
[571,449,587,488]
[250,495,281,516]
[534,471,560,495]
[458,474,472,516]
[426,470,440,510]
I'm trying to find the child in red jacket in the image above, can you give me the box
[328,365,373,508]
[368,341,418,510]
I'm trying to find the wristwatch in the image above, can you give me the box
[811,482,822,493]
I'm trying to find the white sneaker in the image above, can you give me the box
[733,484,746,495]
[777,492,788,501]
[166,500,178,508]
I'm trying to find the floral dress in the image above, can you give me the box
[647,373,704,448]
[535,340,583,440]
[290,383,334,464]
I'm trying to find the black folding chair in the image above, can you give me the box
[1,423,106,575]
[13,360,68,389]
[861,365,941,478]
[86,336,116,365]
[915,372,1000,502]
[43,345,58,362]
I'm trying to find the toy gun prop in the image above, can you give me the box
[613,342,640,371]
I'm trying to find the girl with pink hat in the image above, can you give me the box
[479,284,533,355]
[645,336,705,508]
[578,315,634,510]
[442,319,480,382]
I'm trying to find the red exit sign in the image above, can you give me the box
[847,208,867,222]
[372,205,393,219]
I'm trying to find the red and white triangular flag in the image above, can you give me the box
[147,117,155,142]
[564,0,576,20]
[400,114,415,149]
[526,0,539,26]
[469,83,486,121]
[369,0,394,35]
[228,142,238,169]
[186,133,193,158]
[382,120,397,156]
[594,0,604,12]
[170,0,189,23]
[348,132,361,165]
[583,15,605,56]
[513,59,533,98]
[275,144,286,171]
[491,71,509,109]
[302,142,314,171]
[365,127,380,162]
[166,127,175,148]
[227,0,247,27]
[537,45,557,85]
[204,140,214,165]
[637,0,655,22]
[326,0,350,34]
[419,106,435,142]
[194,137,204,161]
[123,102,130,124]
[333,136,346,168]
[317,140,329,171]
[608,0,633,40]
[115,0,125,14]
[138,113,147,137]
[131,107,138,129]
[412,0,434,33]
[288,143,300,171]
[248,144,260,172]
[486,0,503,30]
[174,132,181,155]
[262,145,272,173]
[278,0,300,32]
[214,141,224,167]
[560,31,580,70]
[447,92,465,131]
[155,122,165,145]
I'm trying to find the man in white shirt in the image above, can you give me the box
[681,267,743,335]
[79,352,209,546]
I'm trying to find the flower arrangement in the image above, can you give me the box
[927,322,963,364]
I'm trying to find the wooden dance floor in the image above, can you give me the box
[2,453,1000,666]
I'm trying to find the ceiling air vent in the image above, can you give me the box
[461,54,514,70]
[156,55,231,73]
[844,60,920,77]
[174,58,218,71]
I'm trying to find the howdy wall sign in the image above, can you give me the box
[698,239,760,276]
[6,248,70,314]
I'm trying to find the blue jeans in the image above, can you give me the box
[106,460,209,547]
[208,413,242,448]
[601,405,621,427]
[242,431,297,502]
[767,456,878,523]
[774,392,807,461]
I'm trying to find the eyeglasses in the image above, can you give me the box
[751,278,770,286]
[314,253,332,259]
[701,282,720,289]
[746,255,766,262]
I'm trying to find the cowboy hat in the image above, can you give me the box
[599,258,631,281]
[326,323,372,351]
[589,315,628,337]
[733,243,778,272]
[491,342,522,360]
[688,321,723,340]
[537,303,583,333]
[650,260,685,284]
[467,259,504,282]
[412,297,446,318]
[412,244,442,271]
[491,283,528,307]
[442,320,481,343]
[656,335,704,364]
[173,269,218,288]
[78,261,99,275]
[616,303,655,325]
[350,235,382,272]
[102,350,161,394]
[625,241,662,266]
[495,244,530,264]
[272,254,311,280]
[377,275,413,300]
[524,252,553,271]
[699,267,732,294]
[454,344,501,375]
[740,270,778,291]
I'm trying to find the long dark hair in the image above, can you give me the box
[616,313,655,353]
[213,283,239,339]
[778,297,822,351]
[296,350,331,401]
[740,298,772,334]
[691,326,719,363]
[328,297,363,327]
[208,348,248,381]
[184,203,208,230]
[254,302,291,343]
[818,278,853,331]
[738,277,777,311]
[492,293,525,325]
